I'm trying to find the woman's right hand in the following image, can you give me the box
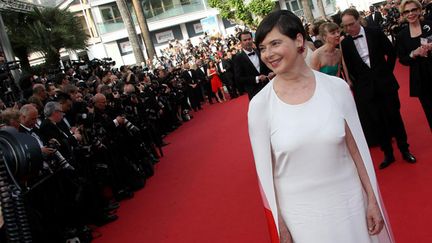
[413,46,429,57]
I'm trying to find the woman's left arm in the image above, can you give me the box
[310,50,321,71]
[345,122,384,235]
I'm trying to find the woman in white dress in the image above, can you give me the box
[248,10,395,243]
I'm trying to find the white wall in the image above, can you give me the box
[87,43,109,60]
[102,41,124,67]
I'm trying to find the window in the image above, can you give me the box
[290,0,300,11]
[100,5,122,23]
[162,0,174,11]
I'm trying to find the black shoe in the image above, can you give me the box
[104,201,120,212]
[379,155,395,169]
[401,151,416,163]
[115,189,134,201]
[94,214,118,226]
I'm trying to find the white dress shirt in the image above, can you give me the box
[353,27,371,67]
[244,49,260,73]
[218,62,225,73]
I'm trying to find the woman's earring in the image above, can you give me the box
[297,46,305,54]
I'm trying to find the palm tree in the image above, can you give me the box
[116,0,145,64]
[131,0,155,61]
[29,7,88,69]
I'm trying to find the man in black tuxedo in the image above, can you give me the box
[233,31,274,100]
[181,63,202,111]
[216,55,237,98]
[366,5,384,28]
[195,59,215,104]
[19,104,54,155]
[341,8,416,169]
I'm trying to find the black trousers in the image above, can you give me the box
[419,95,432,130]
[356,91,409,156]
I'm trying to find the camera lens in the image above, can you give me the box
[0,128,43,178]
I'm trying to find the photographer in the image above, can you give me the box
[92,93,140,198]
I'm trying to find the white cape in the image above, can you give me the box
[248,71,395,243]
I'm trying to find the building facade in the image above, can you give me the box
[57,0,236,67]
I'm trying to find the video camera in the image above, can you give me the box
[88,58,116,71]
[0,128,43,242]
[0,61,20,73]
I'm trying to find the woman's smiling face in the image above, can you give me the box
[258,27,304,74]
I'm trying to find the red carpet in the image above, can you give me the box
[94,62,431,243]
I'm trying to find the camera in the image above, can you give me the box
[46,139,75,171]
[123,117,140,135]
[0,128,43,242]
[0,61,20,73]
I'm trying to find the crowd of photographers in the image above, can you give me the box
[0,31,244,242]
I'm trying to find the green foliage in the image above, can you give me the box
[3,7,88,70]
[2,12,36,72]
[208,0,253,27]
[248,0,275,17]
[208,0,233,19]
[29,7,88,67]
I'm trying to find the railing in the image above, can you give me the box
[95,0,206,35]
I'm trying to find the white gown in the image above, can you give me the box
[248,71,394,243]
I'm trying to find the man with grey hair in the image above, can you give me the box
[39,101,75,161]
[18,104,55,156]
[28,84,47,116]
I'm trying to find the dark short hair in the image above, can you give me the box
[55,73,67,85]
[255,10,306,46]
[55,92,72,103]
[237,30,252,41]
[341,8,360,20]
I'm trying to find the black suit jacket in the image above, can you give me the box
[233,50,271,99]
[219,59,234,85]
[182,70,198,85]
[366,12,384,28]
[194,65,208,84]
[39,119,74,159]
[182,69,200,96]
[341,27,399,102]
[396,21,432,97]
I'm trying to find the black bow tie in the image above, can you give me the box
[247,52,256,56]
[352,34,364,40]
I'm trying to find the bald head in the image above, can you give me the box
[124,84,135,94]
[93,93,107,110]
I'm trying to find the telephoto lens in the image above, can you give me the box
[124,118,140,134]
[47,139,75,171]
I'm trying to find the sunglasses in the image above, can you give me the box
[402,7,419,15]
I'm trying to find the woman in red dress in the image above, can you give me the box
[207,60,226,103]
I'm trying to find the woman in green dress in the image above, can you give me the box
[311,22,342,77]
